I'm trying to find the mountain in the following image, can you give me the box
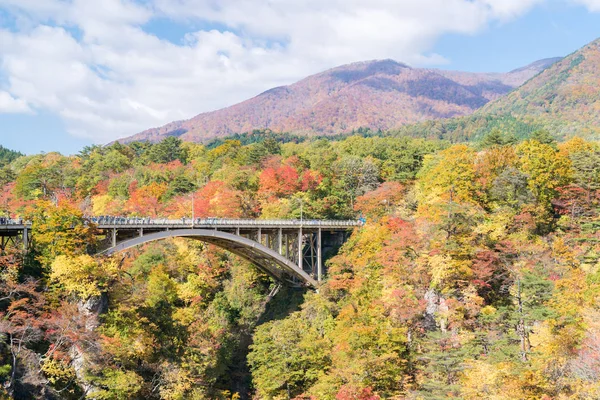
[119,58,559,144]
[481,39,600,139]
[434,58,561,98]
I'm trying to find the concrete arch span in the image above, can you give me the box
[100,229,318,287]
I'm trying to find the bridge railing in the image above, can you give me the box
[88,217,363,227]
[0,217,364,228]
[0,218,25,225]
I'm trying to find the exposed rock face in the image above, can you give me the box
[70,293,109,396]
[424,289,449,332]
[78,293,108,331]
[69,345,94,396]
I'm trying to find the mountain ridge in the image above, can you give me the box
[118,57,561,144]
[479,38,600,139]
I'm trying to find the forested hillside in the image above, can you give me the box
[482,38,600,138]
[1,131,600,399]
[396,39,600,144]
[122,58,557,144]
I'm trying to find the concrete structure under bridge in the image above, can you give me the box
[0,218,363,288]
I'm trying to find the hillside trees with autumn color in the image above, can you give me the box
[1,132,600,398]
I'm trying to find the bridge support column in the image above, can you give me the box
[23,227,28,251]
[317,228,322,283]
[139,228,143,237]
[111,229,117,248]
[257,228,262,245]
[236,227,240,236]
[285,234,289,259]
[298,227,303,272]
[278,228,282,255]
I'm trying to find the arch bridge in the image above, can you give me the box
[0,218,362,288]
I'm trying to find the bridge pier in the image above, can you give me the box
[298,227,303,272]
[278,228,282,255]
[22,227,28,251]
[285,234,289,258]
[317,228,322,283]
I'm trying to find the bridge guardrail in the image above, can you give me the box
[0,218,24,225]
[1,217,364,228]
[85,217,362,227]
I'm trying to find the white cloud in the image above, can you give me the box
[0,0,547,143]
[0,91,31,113]
[573,0,600,11]
[482,0,546,20]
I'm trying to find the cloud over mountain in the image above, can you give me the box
[0,0,556,143]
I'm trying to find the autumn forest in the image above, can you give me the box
[0,128,599,399]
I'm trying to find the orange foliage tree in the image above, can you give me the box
[126,182,169,217]
[192,181,243,218]
[354,182,405,219]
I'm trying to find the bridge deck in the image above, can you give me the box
[0,218,362,231]
[0,218,363,287]
[0,223,26,233]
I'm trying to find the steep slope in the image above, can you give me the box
[482,39,600,138]
[120,58,559,144]
[434,58,561,100]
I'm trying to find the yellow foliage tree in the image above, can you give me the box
[515,140,572,208]
[92,194,124,215]
[558,136,598,158]
[51,255,119,298]
[417,144,481,222]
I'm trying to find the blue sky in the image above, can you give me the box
[0,0,599,155]
[433,2,600,72]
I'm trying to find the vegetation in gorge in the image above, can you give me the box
[1,131,600,399]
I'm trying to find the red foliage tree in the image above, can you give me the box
[553,184,599,218]
[300,170,322,192]
[126,181,169,217]
[336,385,380,400]
[192,181,243,218]
[258,165,300,199]
[354,182,405,219]
[0,183,30,217]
